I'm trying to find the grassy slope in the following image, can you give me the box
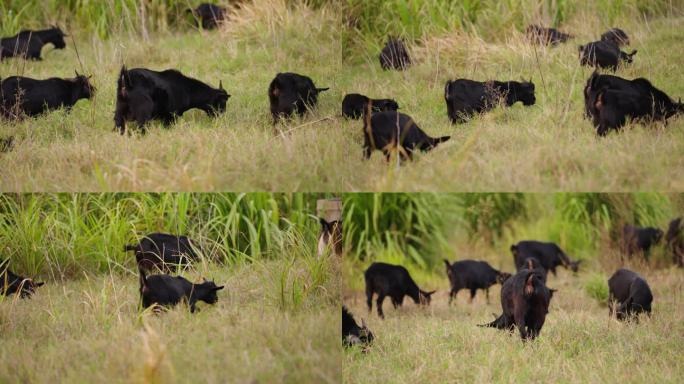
[343,263,684,383]
[1,4,682,191]
[0,259,340,383]
[338,15,684,192]
[0,1,343,191]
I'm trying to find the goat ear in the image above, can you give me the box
[425,290,436,296]
[35,281,45,287]
[213,285,225,291]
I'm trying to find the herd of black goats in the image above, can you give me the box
[1,10,683,157]
[0,233,226,311]
[343,218,684,349]
[1,216,342,312]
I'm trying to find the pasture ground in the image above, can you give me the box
[0,258,340,383]
[1,3,683,191]
[343,258,684,383]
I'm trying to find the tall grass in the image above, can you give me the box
[0,0,225,38]
[343,193,460,267]
[0,193,335,278]
[343,0,684,59]
[344,193,684,273]
[0,0,335,38]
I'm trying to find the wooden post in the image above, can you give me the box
[316,197,342,223]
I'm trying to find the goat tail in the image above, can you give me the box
[117,65,130,97]
[443,259,451,269]
[478,313,510,329]
[138,267,147,289]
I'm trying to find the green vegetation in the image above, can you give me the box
[0,193,339,383]
[1,0,232,38]
[584,272,610,303]
[342,192,684,383]
[0,1,682,191]
[344,193,683,271]
[343,0,684,56]
[0,193,333,276]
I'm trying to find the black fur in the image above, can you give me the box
[139,269,224,313]
[525,25,572,46]
[479,269,555,340]
[601,28,630,47]
[1,72,94,119]
[0,259,44,298]
[342,306,374,350]
[443,259,510,304]
[114,66,229,134]
[379,37,411,70]
[124,233,201,272]
[188,3,226,29]
[511,241,581,275]
[362,106,450,161]
[364,262,435,319]
[268,72,328,124]
[579,40,636,70]
[622,224,663,259]
[342,93,399,119]
[0,27,66,61]
[444,79,536,124]
[608,268,652,321]
[584,72,684,136]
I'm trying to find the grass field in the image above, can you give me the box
[342,192,684,383]
[0,193,340,383]
[1,1,683,191]
[342,266,684,384]
[1,260,340,384]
